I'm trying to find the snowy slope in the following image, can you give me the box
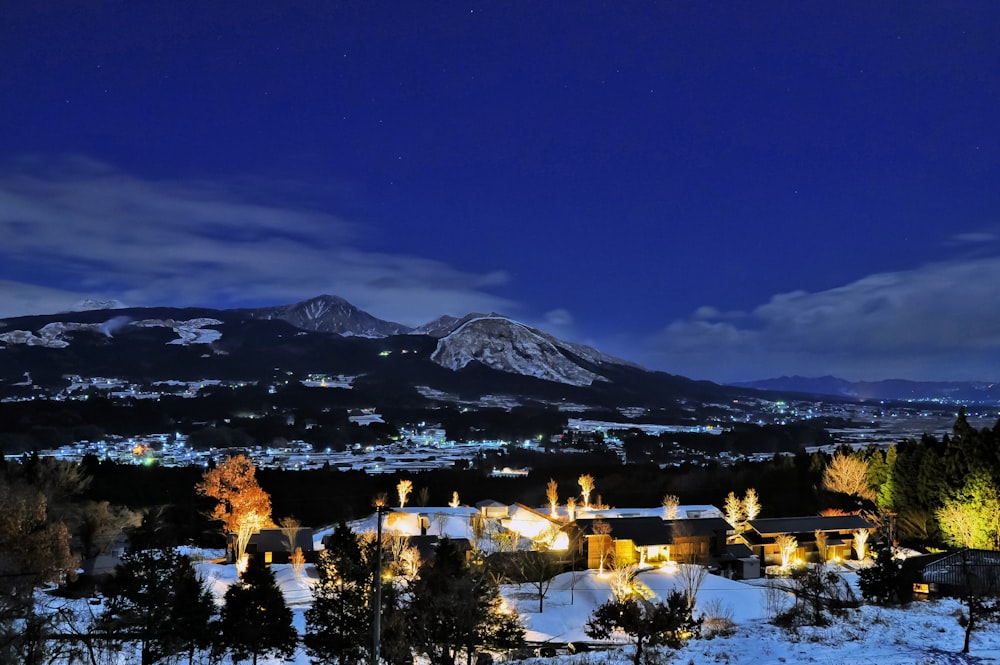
[45,554,1000,665]
[430,316,611,387]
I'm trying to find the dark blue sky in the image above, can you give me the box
[2,2,998,382]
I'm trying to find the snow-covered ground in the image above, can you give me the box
[46,560,1000,664]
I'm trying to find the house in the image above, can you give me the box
[502,503,565,542]
[902,549,1000,597]
[237,527,316,565]
[717,543,760,580]
[406,535,474,565]
[476,499,510,519]
[574,517,672,568]
[742,515,874,565]
[665,517,733,564]
[382,506,481,538]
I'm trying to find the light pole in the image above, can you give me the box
[373,503,386,665]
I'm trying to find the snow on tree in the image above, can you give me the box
[95,548,215,665]
[586,590,700,665]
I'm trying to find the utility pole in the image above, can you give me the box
[373,503,386,665]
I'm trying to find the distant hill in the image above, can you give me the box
[733,375,1000,403]
[0,296,750,411]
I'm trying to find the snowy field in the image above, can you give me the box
[42,558,1000,665]
[194,562,1000,664]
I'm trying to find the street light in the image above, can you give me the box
[373,501,387,665]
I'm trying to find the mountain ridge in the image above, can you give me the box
[733,375,1000,403]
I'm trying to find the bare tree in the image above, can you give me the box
[592,519,613,574]
[278,516,306,578]
[386,530,411,571]
[578,474,595,509]
[608,562,652,602]
[278,516,301,549]
[449,491,460,508]
[814,530,828,563]
[432,512,449,537]
[546,479,559,517]
[566,497,577,521]
[79,500,139,560]
[290,547,305,579]
[400,545,421,578]
[823,453,875,502]
[512,550,563,612]
[852,529,871,560]
[723,492,745,528]
[417,486,431,507]
[743,488,761,521]
[397,479,413,508]
[677,563,708,611]
[662,494,680,520]
[775,534,798,569]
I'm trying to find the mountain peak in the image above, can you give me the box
[247,295,411,338]
[67,298,126,313]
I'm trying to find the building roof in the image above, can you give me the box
[575,517,672,547]
[909,549,1000,589]
[248,527,315,553]
[721,543,756,560]
[665,517,732,538]
[746,515,873,536]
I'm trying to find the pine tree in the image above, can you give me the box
[220,557,298,665]
[408,539,523,665]
[585,591,700,665]
[96,548,216,665]
[858,546,904,605]
[305,523,371,665]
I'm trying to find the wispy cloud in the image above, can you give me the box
[0,156,516,324]
[645,258,1000,382]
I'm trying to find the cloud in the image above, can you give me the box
[946,230,1000,247]
[544,308,574,327]
[0,157,516,325]
[646,258,1000,382]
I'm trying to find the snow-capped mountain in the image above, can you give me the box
[69,298,126,312]
[0,296,645,389]
[414,312,488,338]
[246,295,411,337]
[430,316,622,387]
[0,296,746,407]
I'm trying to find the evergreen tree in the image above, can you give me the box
[305,523,371,665]
[858,546,905,605]
[96,548,216,665]
[408,539,523,665]
[936,471,1000,550]
[585,590,700,665]
[220,557,298,665]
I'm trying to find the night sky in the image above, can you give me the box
[1,2,998,383]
